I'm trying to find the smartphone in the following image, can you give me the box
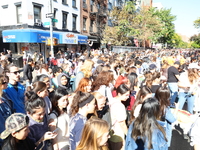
[52,128,59,134]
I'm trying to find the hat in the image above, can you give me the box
[97,59,105,64]
[0,113,29,139]
[174,61,180,65]
[149,64,157,70]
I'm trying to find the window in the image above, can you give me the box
[34,6,41,21]
[62,12,68,29]
[62,0,67,4]
[90,0,93,12]
[83,18,87,30]
[72,14,77,31]
[83,0,87,9]
[72,0,76,8]
[16,5,22,24]
[90,20,94,32]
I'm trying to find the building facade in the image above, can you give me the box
[0,0,88,59]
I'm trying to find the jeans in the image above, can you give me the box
[178,92,195,114]
[168,82,178,104]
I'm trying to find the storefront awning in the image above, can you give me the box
[2,29,59,43]
[78,35,88,44]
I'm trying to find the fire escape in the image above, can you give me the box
[89,0,108,40]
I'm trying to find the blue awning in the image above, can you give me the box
[2,29,59,43]
[78,35,88,44]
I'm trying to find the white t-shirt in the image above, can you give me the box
[49,112,70,149]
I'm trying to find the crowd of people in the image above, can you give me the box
[0,48,200,150]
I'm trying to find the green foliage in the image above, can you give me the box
[102,2,176,47]
[190,34,200,48]
[194,17,200,29]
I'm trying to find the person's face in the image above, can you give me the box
[1,78,8,90]
[119,91,130,101]
[43,77,50,88]
[13,126,30,140]
[61,76,68,86]
[37,88,48,98]
[8,67,20,82]
[57,95,68,110]
[87,99,96,113]
[29,107,45,122]
[96,94,106,110]
[84,81,92,92]
[98,130,110,147]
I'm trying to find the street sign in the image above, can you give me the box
[52,19,58,22]
[43,22,50,26]
[46,13,53,18]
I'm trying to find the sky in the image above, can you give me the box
[153,0,200,38]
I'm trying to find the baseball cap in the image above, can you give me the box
[149,64,157,70]
[0,113,29,139]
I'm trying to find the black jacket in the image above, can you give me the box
[23,64,34,80]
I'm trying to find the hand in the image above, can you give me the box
[43,131,57,141]
[0,98,4,104]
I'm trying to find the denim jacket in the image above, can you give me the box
[125,120,168,150]
[165,107,176,147]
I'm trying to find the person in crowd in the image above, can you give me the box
[92,71,114,101]
[74,59,94,90]
[178,64,199,114]
[125,98,168,150]
[75,77,92,93]
[109,84,129,150]
[76,117,109,150]
[4,65,26,113]
[155,85,176,147]
[0,113,35,150]
[23,58,34,87]
[146,72,161,94]
[167,61,180,107]
[38,64,49,75]
[131,86,152,119]
[49,89,70,150]
[52,66,63,89]
[25,92,56,149]
[0,60,8,74]
[28,81,52,115]
[69,91,96,150]
[0,74,14,147]
[91,92,106,115]
[57,73,70,93]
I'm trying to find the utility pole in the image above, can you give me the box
[49,0,54,58]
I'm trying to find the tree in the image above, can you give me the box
[102,1,137,46]
[153,8,176,46]
[190,33,200,48]
[194,17,200,29]
[102,2,162,47]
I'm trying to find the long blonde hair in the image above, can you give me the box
[76,117,109,150]
[80,59,94,78]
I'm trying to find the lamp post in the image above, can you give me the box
[49,0,54,58]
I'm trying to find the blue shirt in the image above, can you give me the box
[125,120,168,150]
[3,82,25,114]
[69,113,87,150]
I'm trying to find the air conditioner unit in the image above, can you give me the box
[35,19,42,26]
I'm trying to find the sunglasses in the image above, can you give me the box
[11,71,20,75]
[2,82,7,85]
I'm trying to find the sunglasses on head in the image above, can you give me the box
[11,71,20,75]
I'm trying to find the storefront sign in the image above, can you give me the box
[61,33,78,44]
